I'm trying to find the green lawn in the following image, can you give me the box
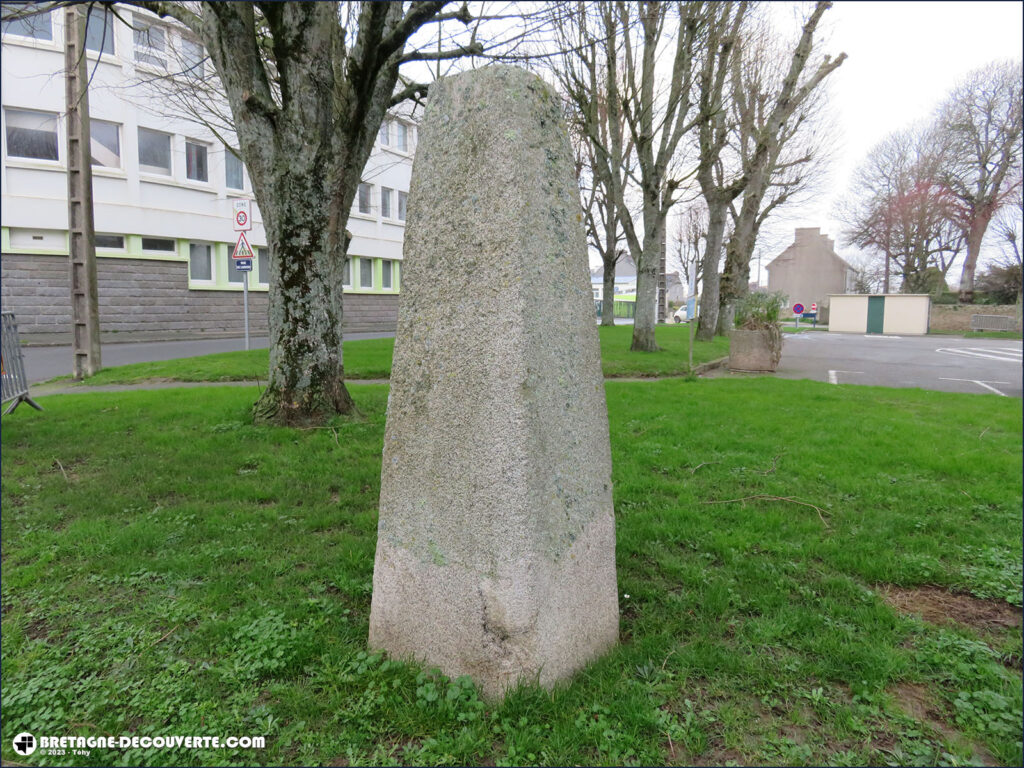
[2,379,1020,766]
[48,326,730,387]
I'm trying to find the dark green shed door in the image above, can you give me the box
[866,296,885,334]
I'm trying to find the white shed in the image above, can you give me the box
[828,294,930,335]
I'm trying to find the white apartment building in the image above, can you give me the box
[1,3,415,339]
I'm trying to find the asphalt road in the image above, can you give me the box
[20,332,393,385]
[722,332,1023,398]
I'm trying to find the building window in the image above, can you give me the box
[358,183,372,215]
[227,256,245,284]
[257,247,269,285]
[225,148,244,189]
[85,7,115,55]
[95,234,124,249]
[138,127,171,175]
[1,3,52,41]
[378,119,390,146]
[397,191,408,221]
[381,259,393,290]
[4,109,58,161]
[380,187,392,219]
[133,16,166,67]
[342,257,351,288]
[396,122,409,152]
[359,258,373,289]
[185,140,208,182]
[90,119,120,167]
[181,37,204,78]
[189,242,212,281]
[141,237,175,252]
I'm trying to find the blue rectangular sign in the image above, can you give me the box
[233,258,253,271]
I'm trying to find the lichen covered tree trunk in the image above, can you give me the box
[630,202,663,352]
[601,257,617,326]
[958,213,992,304]
[696,203,727,341]
[253,154,355,425]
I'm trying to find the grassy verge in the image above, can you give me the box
[2,379,1020,766]
[48,326,731,386]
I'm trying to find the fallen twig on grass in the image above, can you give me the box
[147,625,179,649]
[979,427,990,439]
[330,427,340,448]
[702,494,830,527]
[755,453,783,475]
[690,461,721,474]
[52,458,68,482]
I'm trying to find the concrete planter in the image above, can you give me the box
[728,328,781,372]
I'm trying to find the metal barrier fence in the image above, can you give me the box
[594,299,637,319]
[1,312,43,415]
[970,314,1017,332]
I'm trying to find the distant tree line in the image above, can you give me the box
[837,61,1023,304]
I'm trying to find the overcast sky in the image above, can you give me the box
[747,0,1023,284]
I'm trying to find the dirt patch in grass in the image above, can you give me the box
[24,616,51,640]
[890,682,998,766]
[879,585,1022,633]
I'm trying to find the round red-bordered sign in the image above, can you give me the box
[235,210,248,227]
[792,303,805,315]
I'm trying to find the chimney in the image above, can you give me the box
[795,227,820,243]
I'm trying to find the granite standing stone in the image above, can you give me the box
[368,65,619,699]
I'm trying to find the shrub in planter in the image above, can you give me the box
[728,291,786,372]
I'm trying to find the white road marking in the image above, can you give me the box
[936,347,1022,362]
[974,347,1023,357]
[828,370,862,385]
[939,378,1010,396]
[863,335,901,339]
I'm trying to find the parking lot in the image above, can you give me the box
[744,332,1024,397]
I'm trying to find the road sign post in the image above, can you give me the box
[792,303,804,329]
[232,231,255,350]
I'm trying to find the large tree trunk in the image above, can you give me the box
[631,201,663,351]
[252,142,356,426]
[631,248,660,350]
[601,255,617,326]
[696,202,727,341]
[718,166,770,335]
[958,214,992,304]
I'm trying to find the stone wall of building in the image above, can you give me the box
[766,228,852,313]
[1,253,398,339]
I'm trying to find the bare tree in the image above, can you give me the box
[845,251,886,294]
[89,0,537,426]
[716,10,838,333]
[691,1,748,342]
[934,60,1023,303]
[550,2,633,328]
[990,169,1022,317]
[839,127,964,295]
[711,0,844,336]
[673,201,707,297]
[613,1,709,352]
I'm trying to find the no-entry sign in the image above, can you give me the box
[811,302,818,312]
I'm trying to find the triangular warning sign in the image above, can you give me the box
[232,232,254,260]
